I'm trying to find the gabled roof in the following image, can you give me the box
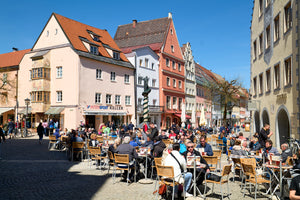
[0,49,31,68]
[52,13,129,63]
[114,17,171,52]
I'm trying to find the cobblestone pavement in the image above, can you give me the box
[0,134,273,200]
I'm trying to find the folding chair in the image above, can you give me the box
[151,157,162,178]
[113,154,136,185]
[213,149,222,170]
[203,155,218,172]
[107,151,115,174]
[48,135,57,150]
[71,142,85,161]
[204,164,232,200]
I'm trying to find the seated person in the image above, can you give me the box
[231,140,247,156]
[129,135,139,147]
[292,149,300,170]
[164,143,193,197]
[53,128,62,149]
[264,139,280,157]
[196,136,213,156]
[89,133,100,147]
[116,136,138,182]
[182,141,210,185]
[241,140,250,155]
[168,130,177,139]
[71,131,84,143]
[281,143,292,164]
[238,132,246,141]
[141,136,154,149]
[249,136,261,151]
[229,134,237,150]
[180,139,190,154]
[218,132,227,153]
[159,131,168,140]
[289,175,300,200]
[152,136,166,158]
[186,131,195,143]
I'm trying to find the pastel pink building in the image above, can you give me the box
[17,13,135,129]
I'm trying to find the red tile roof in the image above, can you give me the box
[0,49,31,68]
[53,13,129,62]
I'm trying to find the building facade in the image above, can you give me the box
[17,13,135,129]
[250,0,298,146]
[114,13,185,129]
[125,46,162,129]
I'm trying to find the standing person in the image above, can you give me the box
[42,120,48,136]
[0,125,5,143]
[8,119,15,139]
[128,121,134,131]
[148,122,158,141]
[37,122,44,144]
[48,119,54,135]
[259,124,273,148]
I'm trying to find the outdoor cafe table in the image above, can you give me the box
[186,156,206,198]
[137,147,152,184]
[263,161,292,197]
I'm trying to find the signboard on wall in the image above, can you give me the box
[247,101,257,111]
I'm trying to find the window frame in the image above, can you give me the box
[125,95,131,105]
[274,14,280,43]
[284,1,292,33]
[96,69,102,79]
[110,72,116,81]
[56,91,62,102]
[115,95,121,105]
[106,94,112,104]
[90,45,98,55]
[265,68,271,92]
[124,74,130,83]
[95,93,102,104]
[167,77,170,86]
[284,56,292,86]
[274,63,280,90]
[56,66,62,78]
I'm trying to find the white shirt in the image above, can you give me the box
[164,150,187,183]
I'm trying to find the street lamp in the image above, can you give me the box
[24,98,30,137]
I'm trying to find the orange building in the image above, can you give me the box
[115,13,185,129]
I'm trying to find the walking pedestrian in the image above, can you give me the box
[8,119,15,139]
[37,122,44,144]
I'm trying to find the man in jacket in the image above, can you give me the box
[196,136,213,156]
[164,143,193,197]
[259,124,273,148]
[281,143,292,164]
[152,136,166,158]
[148,122,158,141]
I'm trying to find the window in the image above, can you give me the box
[30,91,50,103]
[124,74,130,83]
[285,57,292,86]
[266,25,271,49]
[173,79,176,87]
[139,59,143,66]
[266,69,271,92]
[274,15,280,42]
[172,97,177,109]
[274,64,280,89]
[145,58,149,68]
[151,63,154,69]
[253,41,257,60]
[111,72,116,81]
[125,96,131,105]
[178,63,181,71]
[115,95,121,105]
[138,76,143,85]
[166,58,170,67]
[90,45,98,55]
[57,91,62,102]
[167,77,170,86]
[96,69,102,79]
[259,0,263,16]
[179,80,182,88]
[93,35,100,42]
[284,2,292,32]
[95,93,101,104]
[30,68,50,80]
[106,94,112,104]
[113,51,120,60]
[259,33,263,55]
[259,74,263,94]
[138,98,142,106]
[178,98,182,110]
[172,61,176,69]
[166,96,171,109]
[253,77,257,96]
[171,29,173,35]
[152,79,156,87]
[153,99,157,106]
[56,66,62,78]
[171,45,174,53]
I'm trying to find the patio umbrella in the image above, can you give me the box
[181,103,186,128]
[200,105,206,126]
[191,109,196,128]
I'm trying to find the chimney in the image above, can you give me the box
[132,19,137,28]
[12,47,18,52]
[168,12,172,19]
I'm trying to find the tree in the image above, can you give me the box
[0,72,16,103]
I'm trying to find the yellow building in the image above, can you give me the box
[250,0,298,147]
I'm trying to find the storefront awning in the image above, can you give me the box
[174,113,191,119]
[84,111,127,116]
[45,107,65,115]
[18,107,31,115]
[0,107,14,115]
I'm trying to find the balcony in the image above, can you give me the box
[137,105,164,113]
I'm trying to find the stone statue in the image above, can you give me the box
[142,76,151,96]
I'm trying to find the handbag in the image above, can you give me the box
[158,183,167,195]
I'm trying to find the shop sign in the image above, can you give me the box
[86,105,123,110]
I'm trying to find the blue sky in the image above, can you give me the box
[0,0,253,88]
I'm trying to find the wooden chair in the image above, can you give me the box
[216,139,225,151]
[241,162,271,199]
[162,139,172,146]
[203,156,218,172]
[227,150,232,163]
[60,136,69,155]
[48,135,57,150]
[211,134,218,145]
[113,154,136,185]
[107,151,115,174]
[71,142,85,161]
[96,136,103,143]
[151,157,162,178]
[88,147,106,169]
[155,164,184,200]
[231,157,242,181]
[213,149,222,170]
[204,164,232,200]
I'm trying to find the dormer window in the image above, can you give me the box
[90,45,98,55]
[113,51,120,60]
[93,35,100,42]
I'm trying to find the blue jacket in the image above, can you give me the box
[196,143,213,156]
[129,140,138,147]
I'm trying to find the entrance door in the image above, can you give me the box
[86,115,95,129]
[277,109,290,144]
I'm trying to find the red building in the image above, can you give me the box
[114,13,185,129]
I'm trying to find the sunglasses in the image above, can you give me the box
[187,146,194,148]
